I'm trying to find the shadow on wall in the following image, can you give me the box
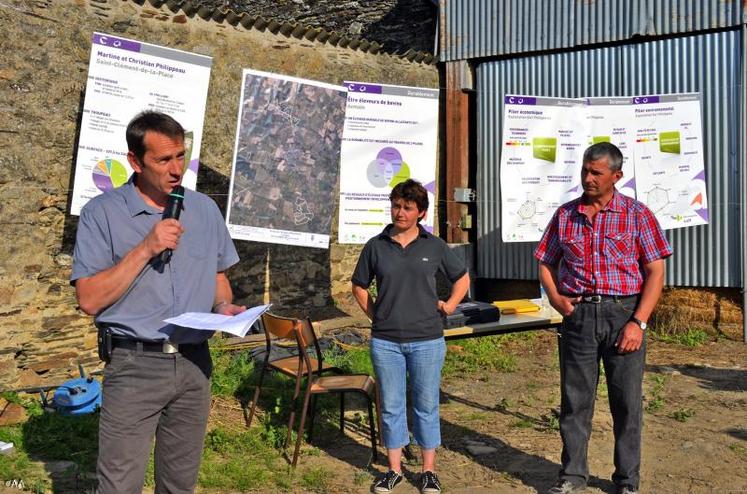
[201,164,349,320]
[59,90,87,257]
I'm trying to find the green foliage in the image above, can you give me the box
[597,378,608,398]
[367,280,378,299]
[210,347,257,398]
[655,328,710,347]
[645,374,668,413]
[1,392,43,417]
[0,433,49,493]
[0,400,99,491]
[543,412,560,432]
[443,335,517,376]
[323,345,373,376]
[671,407,695,422]
[464,412,489,422]
[353,469,372,486]
[199,426,280,489]
[729,443,747,461]
[300,466,335,493]
[511,419,533,429]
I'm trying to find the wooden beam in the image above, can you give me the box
[444,61,469,243]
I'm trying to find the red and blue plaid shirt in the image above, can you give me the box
[534,191,672,296]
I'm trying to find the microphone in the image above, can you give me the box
[158,185,184,266]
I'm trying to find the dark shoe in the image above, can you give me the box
[419,471,442,493]
[615,486,638,494]
[372,470,403,493]
[546,479,586,494]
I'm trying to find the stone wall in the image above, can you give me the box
[202,0,438,55]
[0,0,438,388]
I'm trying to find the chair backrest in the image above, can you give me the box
[260,312,323,374]
[261,312,298,340]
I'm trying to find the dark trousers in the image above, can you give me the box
[97,343,212,494]
[558,298,645,489]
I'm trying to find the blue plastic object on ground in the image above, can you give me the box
[52,376,102,415]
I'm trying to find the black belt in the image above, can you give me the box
[111,337,203,354]
[575,294,639,304]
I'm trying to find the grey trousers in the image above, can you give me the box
[97,342,212,494]
[558,297,645,489]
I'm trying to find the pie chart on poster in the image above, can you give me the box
[366,147,411,188]
[93,158,128,192]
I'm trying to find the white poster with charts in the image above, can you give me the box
[71,32,212,216]
[585,97,637,199]
[631,93,708,230]
[337,81,439,244]
[500,95,588,242]
[499,92,708,242]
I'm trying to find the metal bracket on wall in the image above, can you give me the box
[453,187,475,202]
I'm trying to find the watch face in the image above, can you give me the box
[632,317,647,330]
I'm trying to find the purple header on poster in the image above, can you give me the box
[346,82,383,94]
[632,96,660,105]
[504,95,537,105]
[92,34,141,53]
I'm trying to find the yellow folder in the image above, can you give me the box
[492,299,541,314]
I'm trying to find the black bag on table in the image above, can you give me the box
[442,301,500,328]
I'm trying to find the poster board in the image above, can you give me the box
[71,32,212,215]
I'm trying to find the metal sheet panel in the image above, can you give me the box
[620,30,742,286]
[476,29,743,287]
[476,46,622,281]
[440,0,744,62]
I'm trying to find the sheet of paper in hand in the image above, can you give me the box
[164,304,272,338]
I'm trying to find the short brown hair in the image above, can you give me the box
[389,179,429,217]
[126,111,185,163]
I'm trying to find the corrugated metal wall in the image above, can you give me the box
[476,29,743,287]
[440,0,745,62]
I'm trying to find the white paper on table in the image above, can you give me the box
[164,304,272,338]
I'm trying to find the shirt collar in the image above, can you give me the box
[379,223,429,240]
[122,174,161,217]
[575,189,624,216]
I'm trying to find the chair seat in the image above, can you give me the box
[310,374,376,394]
[269,356,338,377]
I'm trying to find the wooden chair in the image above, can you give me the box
[246,312,381,466]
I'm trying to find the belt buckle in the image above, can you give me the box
[162,342,179,354]
[584,295,602,303]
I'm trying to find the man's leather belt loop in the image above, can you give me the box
[110,337,200,354]
[578,294,639,304]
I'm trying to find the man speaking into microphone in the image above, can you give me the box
[71,111,245,493]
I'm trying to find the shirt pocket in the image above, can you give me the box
[604,231,634,261]
[560,235,585,264]
[182,229,209,260]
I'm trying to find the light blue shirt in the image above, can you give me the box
[71,176,239,343]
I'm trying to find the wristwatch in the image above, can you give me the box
[630,316,647,330]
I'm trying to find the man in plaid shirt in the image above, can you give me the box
[534,142,672,494]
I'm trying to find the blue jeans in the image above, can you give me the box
[370,336,446,450]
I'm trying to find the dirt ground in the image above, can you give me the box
[244,332,747,494]
[9,332,742,494]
